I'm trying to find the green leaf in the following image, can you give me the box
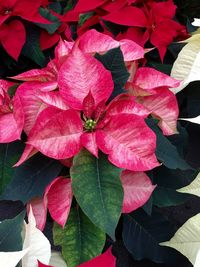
[0,141,24,194]
[49,2,62,14]
[147,119,191,170]
[53,207,106,267]
[123,209,183,264]
[95,47,130,100]
[22,26,47,67]
[70,150,123,239]
[0,210,25,251]
[1,153,63,204]
[151,167,196,207]
[79,12,95,26]
[37,8,61,34]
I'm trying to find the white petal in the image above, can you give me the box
[0,248,29,267]
[192,18,200,27]
[179,116,200,125]
[170,35,200,94]
[22,206,51,267]
[160,213,200,265]
[49,251,67,267]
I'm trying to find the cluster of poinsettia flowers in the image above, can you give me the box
[0,0,187,61]
[0,12,183,267]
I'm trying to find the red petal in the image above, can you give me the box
[121,170,156,213]
[83,91,95,118]
[151,0,177,20]
[102,0,126,12]
[96,114,159,171]
[58,47,113,110]
[38,261,53,267]
[40,31,60,51]
[27,109,83,159]
[141,88,179,135]
[103,6,147,27]
[14,0,51,24]
[73,0,107,12]
[150,20,182,61]
[45,177,72,228]
[77,247,116,267]
[0,20,25,60]
[81,132,98,157]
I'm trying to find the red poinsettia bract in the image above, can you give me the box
[0,0,50,60]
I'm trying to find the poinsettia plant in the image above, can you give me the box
[0,1,200,267]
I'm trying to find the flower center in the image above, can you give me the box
[2,8,12,15]
[84,119,97,131]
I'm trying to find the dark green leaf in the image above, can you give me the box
[22,26,47,67]
[152,167,197,207]
[95,47,129,100]
[37,8,61,34]
[53,207,106,267]
[122,209,184,263]
[147,119,191,170]
[0,210,25,251]
[79,12,95,26]
[49,2,62,14]
[1,153,63,204]
[0,141,25,194]
[70,150,123,239]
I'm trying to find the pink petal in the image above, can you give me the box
[37,91,69,110]
[11,68,55,82]
[45,177,72,228]
[77,247,116,267]
[58,47,113,110]
[96,114,159,171]
[133,67,180,91]
[28,197,47,231]
[54,38,74,67]
[0,94,24,143]
[14,145,38,167]
[27,109,83,159]
[119,39,144,61]
[0,113,21,143]
[103,6,147,27]
[81,132,98,157]
[0,79,14,93]
[78,29,144,62]
[106,94,150,118]
[121,170,156,213]
[78,29,119,55]
[141,88,179,135]
[16,83,47,134]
